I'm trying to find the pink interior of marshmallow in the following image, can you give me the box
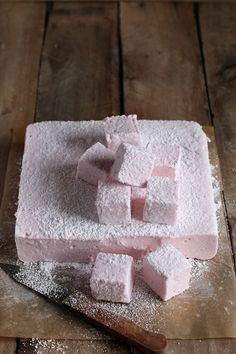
[131,186,146,220]
[150,145,181,180]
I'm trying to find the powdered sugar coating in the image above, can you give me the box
[76,142,115,186]
[15,120,218,261]
[145,245,191,278]
[104,115,142,151]
[90,252,134,303]
[143,177,178,225]
[111,143,154,187]
[96,181,131,225]
[143,245,191,300]
[149,145,181,180]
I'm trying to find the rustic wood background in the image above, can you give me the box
[0,1,236,353]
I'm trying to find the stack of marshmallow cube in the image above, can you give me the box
[77,115,191,303]
[77,114,181,226]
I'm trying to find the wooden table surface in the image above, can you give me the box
[0,1,236,353]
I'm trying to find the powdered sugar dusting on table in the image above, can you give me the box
[21,338,68,354]
[14,263,67,300]
[34,258,212,331]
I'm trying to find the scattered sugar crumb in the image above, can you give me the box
[21,338,68,354]
[14,264,67,300]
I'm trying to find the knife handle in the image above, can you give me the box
[63,292,166,353]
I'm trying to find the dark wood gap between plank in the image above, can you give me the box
[118,1,125,115]
[193,3,214,125]
[221,190,236,268]
[34,1,53,123]
[15,338,21,354]
[0,130,13,207]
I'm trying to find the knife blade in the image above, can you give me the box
[0,262,166,353]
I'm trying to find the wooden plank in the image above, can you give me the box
[0,5,44,352]
[17,1,122,351]
[121,2,210,125]
[36,2,120,122]
[0,338,16,354]
[167,339,236,353]
[121,2,235,353]
[0,2,46,203]
[199,3,236,263]
[18,339,131,353]
[7,0,236,3]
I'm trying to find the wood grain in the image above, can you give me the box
[7,0,236,3]
[121,3,235,353]
[199,3,236,264]
[0,338,16,354]
[0,2,45,203]
[167,339,236,354]
[36,2,120,122]
[121,2,210,124]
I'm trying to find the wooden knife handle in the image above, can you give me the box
[63,291,166,353]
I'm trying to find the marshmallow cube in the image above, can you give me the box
[104,115,142,151]
[77,142,115,186]
[151,145,181,180]
[143,177,178,225]
[111,143,154,187]
[131,187,146,219]
[96,181,131,225]
[143,245,191,301]
[90,253,134,303]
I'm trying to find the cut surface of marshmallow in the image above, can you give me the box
[150,145,181,180]
[111,143,154,187]
[131,187,146,219]
[143,245,191,301]
[104,115,142,151]
[90,252,134,303]
[77,142,115,186]
[96,181,131,225]
[143,177,178,226]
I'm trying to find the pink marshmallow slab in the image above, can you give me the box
[143,177,178,226]
[90,252,134,303]
[15,120,218,263]
[149,145,181,180]
[143,245,191,301]
[111,143,154,187]
[96,181,131,225]
[104,114,142,151]
[131,187,146,220]
[77,142,115,186]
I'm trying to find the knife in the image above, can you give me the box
[0,262,166,353]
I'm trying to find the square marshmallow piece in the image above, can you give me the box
[111,143,154,187]
[143,176,178,225]
[105,115,142,151]
[77,142,115,186]
[143,245,191,301]
[96,181,131,225]
[150,145,181,180]
[90,253,134,303]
